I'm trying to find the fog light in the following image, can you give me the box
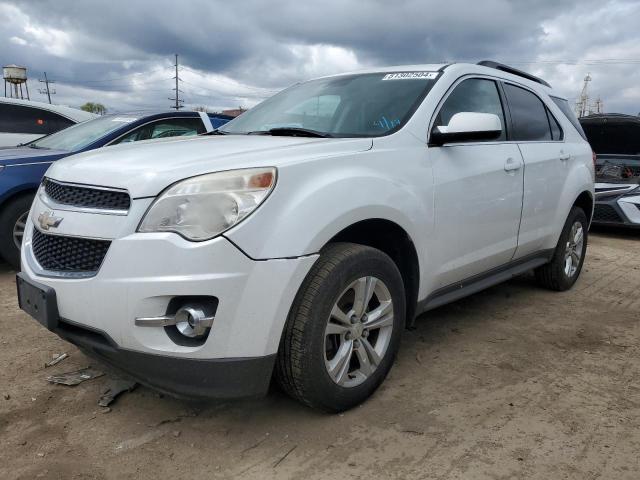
[175,305,214,338]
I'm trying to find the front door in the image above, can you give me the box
[429,77,524,287]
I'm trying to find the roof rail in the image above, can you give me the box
[477,60,551,88]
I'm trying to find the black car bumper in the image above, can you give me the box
[592,199,640,228]
[17,273,276,400]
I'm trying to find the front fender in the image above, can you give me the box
[0,163,50,206]
[225,155,432,261]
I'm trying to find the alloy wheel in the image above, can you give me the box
[564,221,584,277]
[324,276,394,388]
[12,211,29,250]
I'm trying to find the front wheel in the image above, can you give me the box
[0,194,34,270]
[276,242,405,412]
[535,206,588,291]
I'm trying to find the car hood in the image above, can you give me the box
[0,146,70,166]
[46,135,373,197]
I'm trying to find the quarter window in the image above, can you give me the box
[434,78,506,141]
[503,84,552,141]
[547,109,563,141]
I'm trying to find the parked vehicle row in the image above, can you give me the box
[16,62,594,412]
[0,97,96,147]
[580,113,640,228]
[0,110,232,267]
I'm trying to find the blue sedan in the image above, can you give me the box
[0,110,232,268]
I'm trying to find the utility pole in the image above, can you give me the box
[38,72,55,104]
[169,54,184,110]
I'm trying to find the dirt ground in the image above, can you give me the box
[1,228,639,480]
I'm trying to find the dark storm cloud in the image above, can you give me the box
[2,0,639,113]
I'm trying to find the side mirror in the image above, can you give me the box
[429,112,502,146]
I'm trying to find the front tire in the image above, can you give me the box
[0,194,33,271]
[535,206,588,291]
[276,242,405,412]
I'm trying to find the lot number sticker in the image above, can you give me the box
[382,72,439,80]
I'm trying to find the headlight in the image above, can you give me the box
[138,167,276,241]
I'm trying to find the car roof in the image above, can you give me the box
[0,96,97,122]
[316,62,563,99]
[103,110,233,119]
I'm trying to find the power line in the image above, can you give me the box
[52,67,175,85]
[180,65,282,93]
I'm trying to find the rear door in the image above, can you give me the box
[430,77,525,287]
[502,83,568,258]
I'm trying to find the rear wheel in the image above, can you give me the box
[276,242,405,412]
[0,194,34,271]
[535,206,588,291]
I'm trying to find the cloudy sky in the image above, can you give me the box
[2,0,639,114]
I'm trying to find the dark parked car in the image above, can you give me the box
[581,114,640,228]
[0,110,232,268]
[0,97,96,147]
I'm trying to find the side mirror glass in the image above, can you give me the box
[430,112,502,146]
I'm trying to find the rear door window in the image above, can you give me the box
[0,103,74,135]
[503,84,551,141]
[0,103,48,134]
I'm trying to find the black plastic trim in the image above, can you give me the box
[416,249,554,315]
[592,198,640,228]
[55,321,276,399]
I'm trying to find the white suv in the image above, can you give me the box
[17,62,594,412]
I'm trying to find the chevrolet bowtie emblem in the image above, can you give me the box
[38,211,63,231]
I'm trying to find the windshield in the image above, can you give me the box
[221,72,439,137]
[30,115,139,151]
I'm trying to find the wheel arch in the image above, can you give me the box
[573,190,594,225]
[325,218,420,327]
[0,187,37,209]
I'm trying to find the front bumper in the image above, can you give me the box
[20,196,318,398]
[16,273,275,398]
[55,317,276,399]
[593,184,640,227]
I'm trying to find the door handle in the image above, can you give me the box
[504,157,522,172]
[559,152,571,161]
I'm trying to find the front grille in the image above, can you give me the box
[593,204,623,223]
[43,178,131,211]
[32,229,111,272]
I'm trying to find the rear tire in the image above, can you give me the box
[535,206,588,291]
[276,242,405,412]
[0,194,33,271]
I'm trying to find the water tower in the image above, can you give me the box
[3,64,30,100]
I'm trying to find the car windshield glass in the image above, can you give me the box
[30,115,139,151]
[220,72,439,137]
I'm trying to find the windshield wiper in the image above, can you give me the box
[202,129,228,136]
[28,144,45,149]
[248,127,333,138]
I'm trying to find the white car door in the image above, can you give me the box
[501,84,568,258]
[429,77,525,287]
